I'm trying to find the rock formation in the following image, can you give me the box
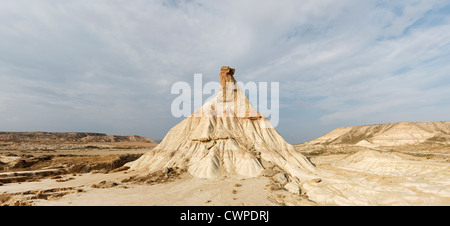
[0,132,155,144]
[304,121,450,146]
[127,66,317,179]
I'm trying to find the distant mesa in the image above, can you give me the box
[304,121,450,146]
[0,132,156,144]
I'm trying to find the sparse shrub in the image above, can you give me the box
[307,149,326,156]
[0,193,13,204]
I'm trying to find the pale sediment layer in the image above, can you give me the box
[302,150,450,205]
[126,66,317,182]
[305,121,450,146]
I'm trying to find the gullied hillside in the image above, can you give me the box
[126,66,317,180]
[304,121,450,146]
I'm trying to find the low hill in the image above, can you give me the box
[303,121,450,146]
[0,132,155,144]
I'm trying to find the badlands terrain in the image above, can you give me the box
[295,121,450,205]
[0,124,449,206]
[1,67,449,206]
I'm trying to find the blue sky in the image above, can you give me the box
[1,0,450,143]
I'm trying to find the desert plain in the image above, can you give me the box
[1,121,449,206]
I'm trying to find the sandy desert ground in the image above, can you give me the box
[0,145,311,206]
[1,142,449,206]
[2,121,450,206]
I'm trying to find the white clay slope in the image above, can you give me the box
[303,150,450,205]
[306,121,450,146]
[126,66,317,179]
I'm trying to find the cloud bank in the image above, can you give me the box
[1,0,449,143]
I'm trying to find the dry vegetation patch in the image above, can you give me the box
[121,167,186,185]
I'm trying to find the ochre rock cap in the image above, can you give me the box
[219,66,237,92]
[221,66,235,76]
